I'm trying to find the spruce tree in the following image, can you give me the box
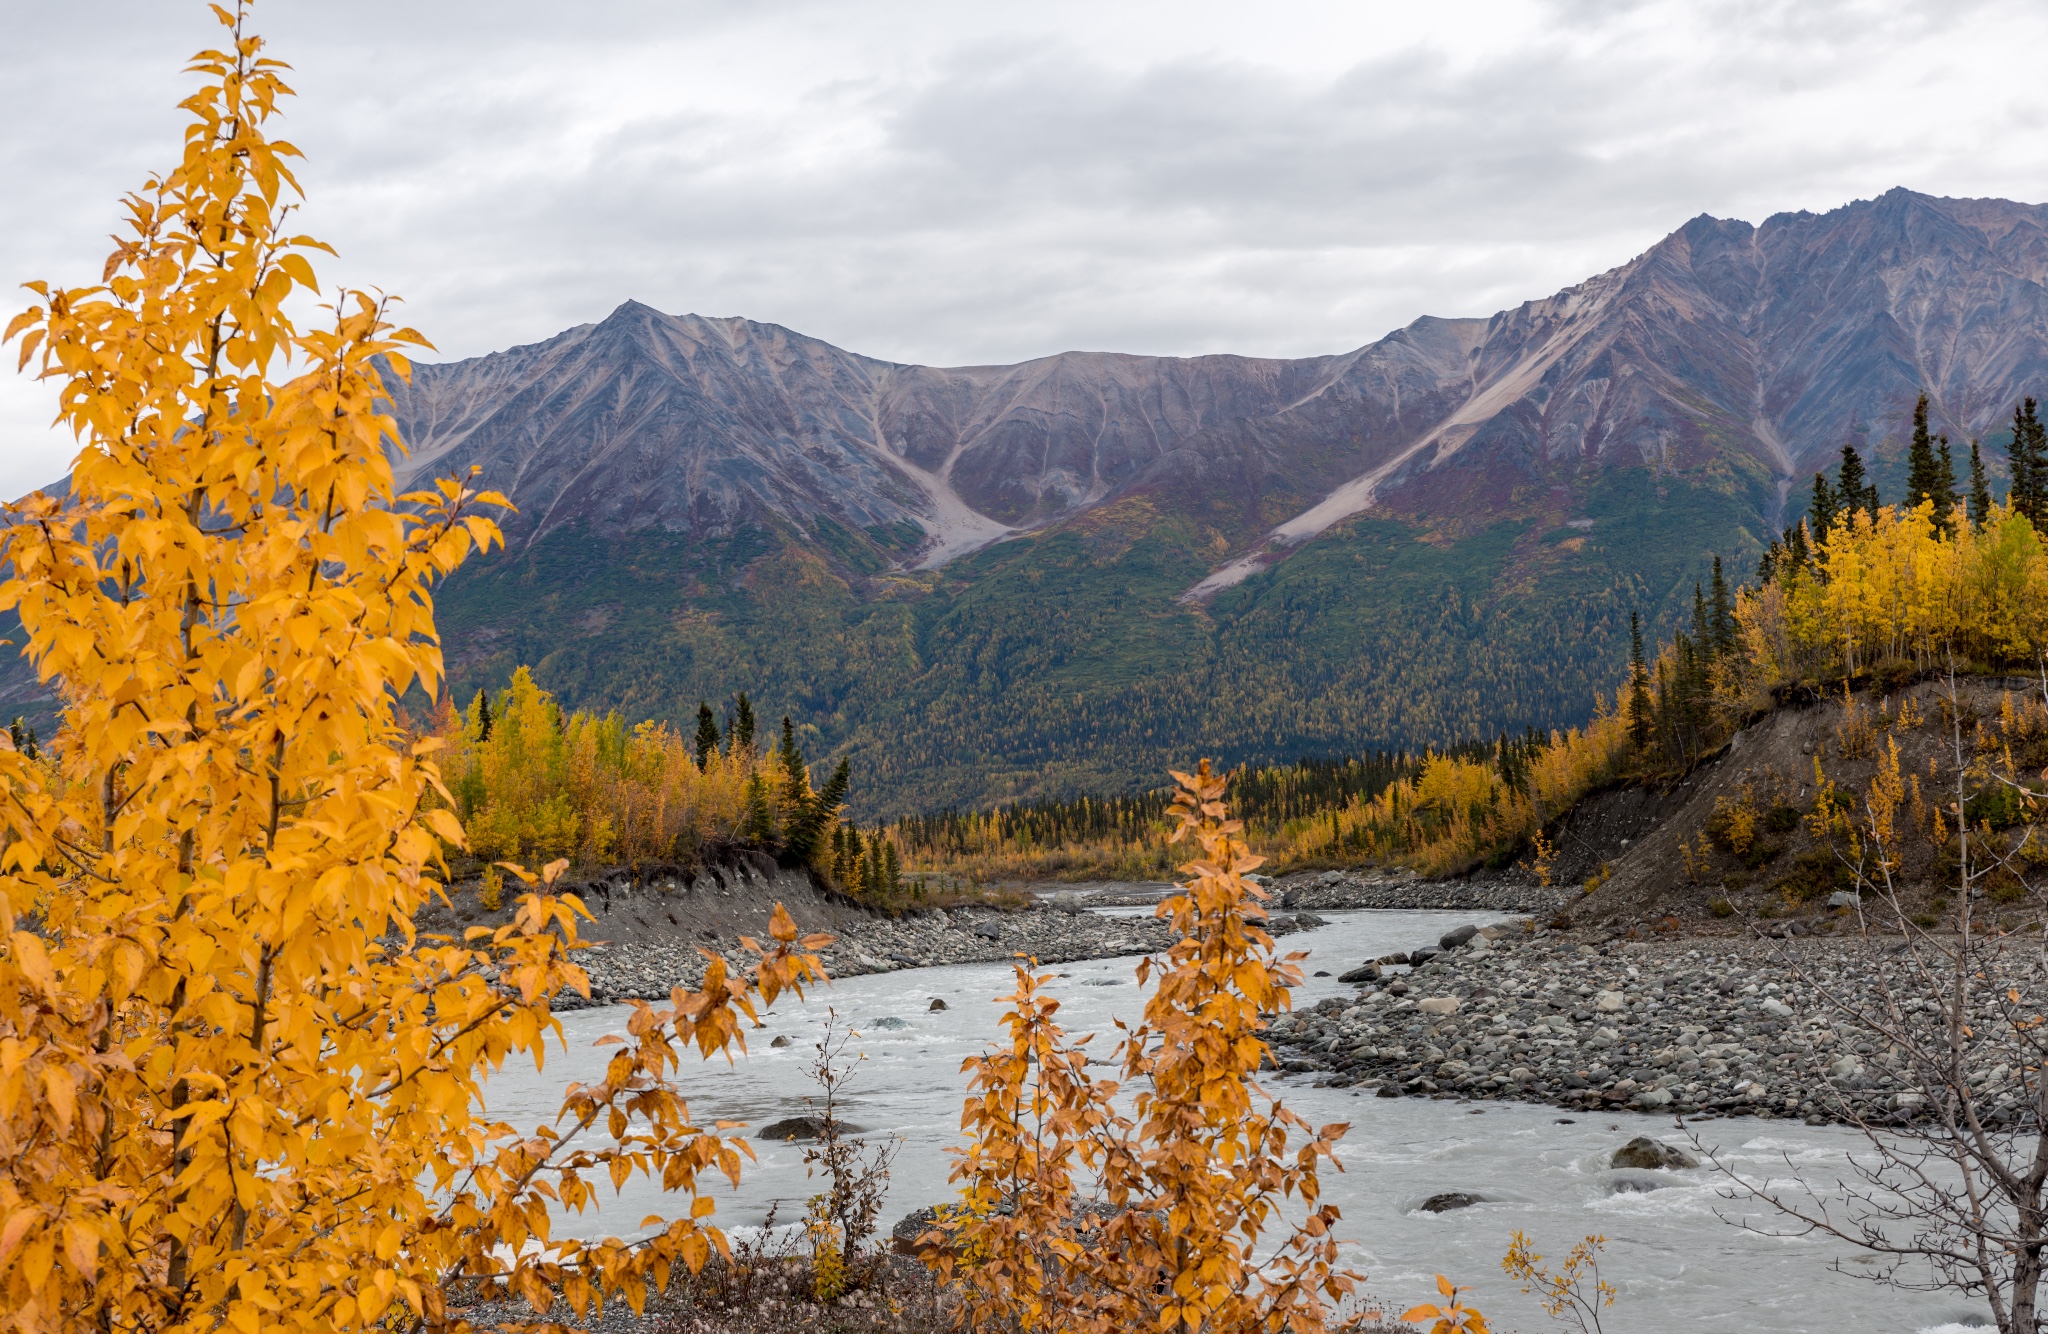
[2009,402,2032,522]
[1708,556,1736,656]
[1626,611,1653,750]
[882,837,902,897]
[1934,435,1960,536]
[1786,518,1810,571]
[741,770,775,846]
[475,688,493,743]
[2011,398,2048,527]
[692,701,720,771]
[1837,442,1876,519]
[733,692,756,753]
[1969,439,1994,528]
[779,715,804,797]
[1809,472,1839,534]
[1691,582,1711,657]
[1756,538,1781,586]
[1905,394,1943,513]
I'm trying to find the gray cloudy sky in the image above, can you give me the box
[3,0,2045,495]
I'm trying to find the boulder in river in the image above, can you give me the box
[1439,924,1479,950]
[929,998,949,1011]
[770,1035,792,1048]
[1409,946,1443,966]
[757,1116,828,1140]
[1417,1192,1483,1213]
[1610,1136,1699,1170]
[1338,963,1381,984]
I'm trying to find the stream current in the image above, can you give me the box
[482,908,1992,1333]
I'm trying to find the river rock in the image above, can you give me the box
[1611,1136,1698,1170]
[770,1035,792,1048]
[1417,1191,1483,1213]
[891,1206,952,1256]
[1594,990,1626,1012]
[1440,924,1480,950]
[757,1116,829,1140]
[929,998,949,1011]
[1417,996,1461,1016]
[1338,963,1381,984]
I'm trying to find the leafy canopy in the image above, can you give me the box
[0,6,826,1331]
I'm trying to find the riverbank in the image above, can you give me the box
[1265,922,2036,1128]
[571,892,1329,1002]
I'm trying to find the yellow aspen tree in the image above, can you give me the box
[0,6,827,1331]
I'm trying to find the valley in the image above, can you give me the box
[376,188,2048,814]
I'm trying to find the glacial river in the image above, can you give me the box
[482,909,1991,1333]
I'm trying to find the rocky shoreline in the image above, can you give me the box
[570,897,1326,1004]
[1265,921,2039,1127]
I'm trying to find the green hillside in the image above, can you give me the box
[433,462,1768,817]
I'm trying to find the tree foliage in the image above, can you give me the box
[0,10,829,1329]
[932,762,1356,1334]
[438,667,851,872]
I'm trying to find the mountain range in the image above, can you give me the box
[16,188,2048,814]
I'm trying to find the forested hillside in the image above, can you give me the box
[436,467,1758,815]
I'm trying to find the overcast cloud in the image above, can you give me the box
[3,0,2045,495]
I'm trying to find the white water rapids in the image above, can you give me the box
[480,908,1994,1333]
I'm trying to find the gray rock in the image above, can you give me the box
[757,1116,829,1140]
[929,998,949,1011]
[1338,963,1381,984]
[1440,924,1480,950]
[891,1206,953,1256]
[1409,947,1443,966]
[1610,1136,1698,1171]
[1417,1192,1483,1213]
[770,1034,792,1048]
[1828,891,1861,909]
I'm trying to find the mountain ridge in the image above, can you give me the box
[14,188,2048,813]
[385,188,2048,603]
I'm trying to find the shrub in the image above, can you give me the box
[934,762,1359,1334]
[1709,897,1736,918]
[1774,846,1854,902]
[1708,794,1760,855]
